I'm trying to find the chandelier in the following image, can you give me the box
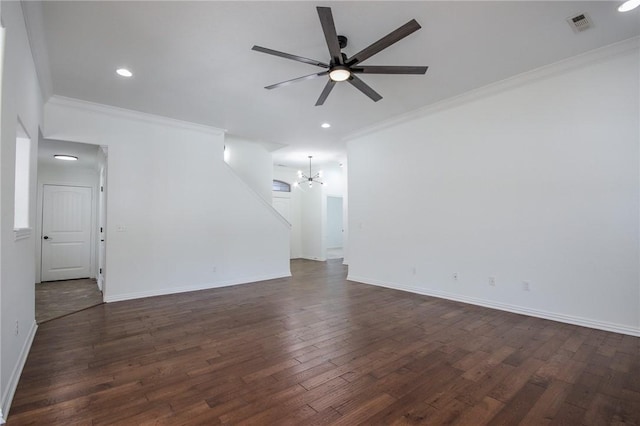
[295,156,323,188]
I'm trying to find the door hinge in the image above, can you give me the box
[99,268,102,274]
[100,227,103,233]
[100,186,104,192]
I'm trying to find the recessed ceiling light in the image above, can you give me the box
[619,0,640,11]
[116,68,133,77]
[54,155,78,161]
[321,123,331,128]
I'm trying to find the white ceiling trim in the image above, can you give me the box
[47,95,226,136]
[344,36,640,143]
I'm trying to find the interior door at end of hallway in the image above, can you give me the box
[41,185,92,282]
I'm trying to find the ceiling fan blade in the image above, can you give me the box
[351,65,428,74]
[346,19,421,66]
[316,7,343,65]
[265,71,329,90]
[252,45,329,68]
[315,80,336,106]
[348,75,382,102]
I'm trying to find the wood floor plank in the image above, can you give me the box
[487,381,547,425]
[7,259,640,425]
[487,357,545,402]
[330,393,396,426]
[452,396,504,425]
[519,379,571,425]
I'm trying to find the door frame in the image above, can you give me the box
[35,144,108,299]
[97,146,108,292]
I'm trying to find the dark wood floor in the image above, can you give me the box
[9,259,640,425]
[36,278,104,323]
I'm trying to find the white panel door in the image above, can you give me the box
[41,185,92,281]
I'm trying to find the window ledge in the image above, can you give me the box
[14,228,32,241]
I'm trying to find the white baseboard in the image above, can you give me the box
[300,256,327,262]
[347,275,640,337]
[104,272,292,303]
[1,320,38,421]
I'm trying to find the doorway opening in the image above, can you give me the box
[35,138,107,323]
[326,195,344,259]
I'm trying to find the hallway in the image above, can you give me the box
[35,279,103,323]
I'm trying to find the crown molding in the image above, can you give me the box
[47,96,226,136]
[344,36,640,143]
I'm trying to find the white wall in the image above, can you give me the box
[44,96,291,303]
[224,135,273,203]
[300,184,326,261]
[273,166,302,259]
[347,40,640,336]
[322,162,346,258]
[0,1,43,420]
[320,162,345,197]
[35,160,99,283]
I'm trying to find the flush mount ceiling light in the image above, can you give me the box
[116,68,133,77]
[294,156,323,188]
[321,123,331,128]
[618,0,640,11]
[54,155,78,161]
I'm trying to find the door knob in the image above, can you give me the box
[43,236,49,240]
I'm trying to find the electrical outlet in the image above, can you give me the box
[212,266,217,273]
[489,276,496,287]
[411,266,417,275]
[522,281,531,291]
[15,320,19,336]
[453,272,459,281]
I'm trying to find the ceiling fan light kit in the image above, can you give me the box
[252,6,428,105]
[329,66,351,82]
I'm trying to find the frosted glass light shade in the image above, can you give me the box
[329,67,351,82]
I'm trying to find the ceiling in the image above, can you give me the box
[24,1,640,168]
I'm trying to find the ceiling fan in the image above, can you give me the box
[252,6,428,106]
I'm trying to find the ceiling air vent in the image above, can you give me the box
[566,13,593,33]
